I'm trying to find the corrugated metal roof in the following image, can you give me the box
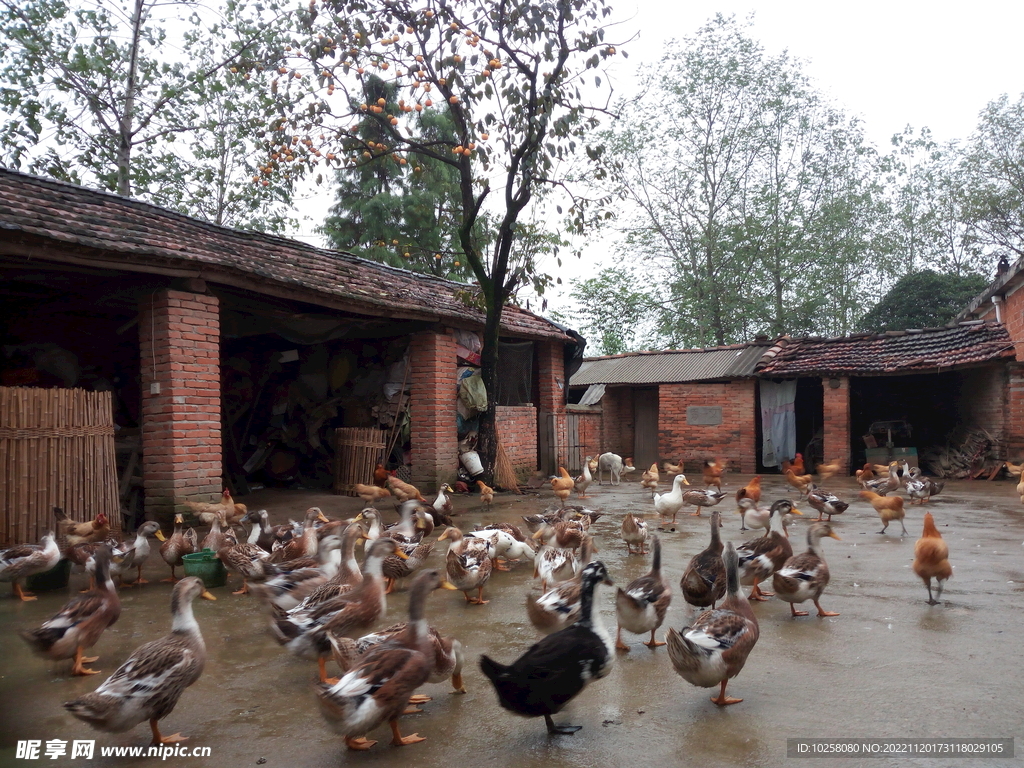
[570,343,771,386]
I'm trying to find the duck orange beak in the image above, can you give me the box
[395,550,410,560]
[791,509,804,516]
[440,581,458,590]
[154,530,167,542]
[829,531,842,540]
[317,511,330,524]
[200,590,217,601]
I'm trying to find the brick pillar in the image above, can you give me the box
[409,329,457,491]
[822,376,851,475]
[1006,363,1024,459]
[536,340,566,473]
[139,289,222,519]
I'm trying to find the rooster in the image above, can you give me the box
[184,488,246,527]
[782,453,805,476]
[53,508,110,547]
[372,463,390,489]
[913,512,952,604]
[703,459,723,490]
[735,476,762,507]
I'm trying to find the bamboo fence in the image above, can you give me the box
[334,427,386,496]
[0,387,120,547]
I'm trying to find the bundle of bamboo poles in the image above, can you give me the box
[334,427,386,496]
[0,387,119,547]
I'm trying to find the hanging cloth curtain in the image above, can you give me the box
[760,380,797,468]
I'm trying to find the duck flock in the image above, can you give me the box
[0,453,959,751]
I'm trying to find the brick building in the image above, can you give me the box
[0,169,581,521]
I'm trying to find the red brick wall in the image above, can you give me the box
[823,376,851,475]
[958,365,1007,450]
[497,405,537,475]
[1006,363,1024,460]
[976,288,1024,360]
[536,340,566,414]
[658,380,756,474]
[139,289,222,518]
[576,410,603,464]
[409,330,458,491]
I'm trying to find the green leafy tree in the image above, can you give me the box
[269,0,622,479]
[581,15,883,348]
[858,270,990,332]
[0,0,295,231]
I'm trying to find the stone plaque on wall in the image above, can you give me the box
[687,406,723,426]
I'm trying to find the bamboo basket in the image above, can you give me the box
[0,387,120,547]
[334,427,386,496]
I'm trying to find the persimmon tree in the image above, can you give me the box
[267,0,622,479]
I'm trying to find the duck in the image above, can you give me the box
[251,535,345,612]
[21,546,122,675]
[738,498,771,533]
[805,485,849,521]
[615,535,671,651]
[666,541,759,706]
[113,522,165,586]
[736,503,794,601]
[913,512,952,605]
[1,531,61,601]
[863,461,900,495]
[574,458,594,498]
[354,508,384,541]
[532,520,585,551]
[243,509,276,553]
[681,510,726,611]
[525,537,596,635]
[438,526,493,605]
[64,576,215,745]
[159,514,197,582]
[905,465,944,504]
[272,538,405,682]
[382,501,434,545]
[217,539,273,596]
[200,511,233,554]
[550,468,575,506]
[270,508,330,563]
[640,463,660,495]
[316,569,455,750]
[382,541,434,594]
[654,473,690,523]
[521,509,567,533]
[291,522,367,609]
[533,537,581,592]
[430,484,455,526]
[477,521,528,543]
[66,537,120,592]
[480,561,614,735]
[683,487,727,517]
[467,528,535,571]
[772,523,841,617]
[621,513,650,555]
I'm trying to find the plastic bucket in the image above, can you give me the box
[182,549,227,588]
[25,558,72,592]
[460,450,484,477]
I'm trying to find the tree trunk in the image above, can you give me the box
[475,300,503,486]
[116,0,145,196]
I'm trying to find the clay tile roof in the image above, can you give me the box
[570,342,772,386]
[755,321,1013,376]
[0,168,569,341]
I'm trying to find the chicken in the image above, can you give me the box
[662,460,683,476]
[782,453,805,476]
[855,463,876,486]
[477,480,494,508]
[550,467,575,507]
[53,508,110,547]
[816,460,841,482]
[354,483,391,506]
[184,488,246,527]
[913,512,952,605]
[372,463,390,488]
[735,476,762,508]
[784,469,813,495]
[1005,462,1024,502]
[640,463,660,495]
[386,475,426,503]
[858,490,907,536]
[703,459,723,490]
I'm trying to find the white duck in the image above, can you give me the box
[654,474,690,523]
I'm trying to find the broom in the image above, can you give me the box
[494,431,521,494]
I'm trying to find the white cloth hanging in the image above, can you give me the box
[760,380,797,468]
